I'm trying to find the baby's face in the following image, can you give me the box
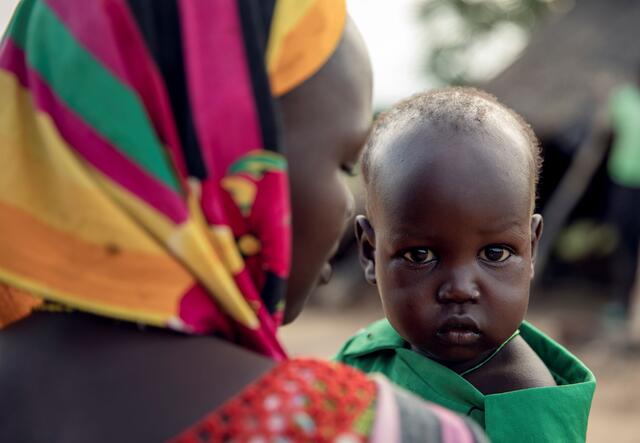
[361,123,541,370]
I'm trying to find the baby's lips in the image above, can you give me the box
[436,328,481,346]
[438,314,480,333]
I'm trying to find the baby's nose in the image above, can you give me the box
[436,274,480,304]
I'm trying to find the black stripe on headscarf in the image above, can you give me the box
[255,0,276,41]
[237,0,286,313]
[236,0,281,153]
[126,0,208,180]
[260,272,286,316]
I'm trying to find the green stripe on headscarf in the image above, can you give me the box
[9,0,181,192]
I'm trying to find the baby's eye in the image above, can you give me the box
[403,248,436,264]
[479,246,512,262]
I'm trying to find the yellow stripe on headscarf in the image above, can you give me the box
[0,71,195,325]
[267,0,346,96]
[94,171,260,329]
[0,70,260,330]
[165,194,260,329]
[0,71,164,255]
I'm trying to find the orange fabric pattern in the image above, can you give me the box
[0,283,42,329]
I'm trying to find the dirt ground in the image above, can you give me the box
[279,283,640,443]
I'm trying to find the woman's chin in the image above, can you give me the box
[282,283,312,325]
[281,296,308,325]
[282,262,334,325]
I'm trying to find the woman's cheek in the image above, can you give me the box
[317,177,348,243]
[294,172,350,288]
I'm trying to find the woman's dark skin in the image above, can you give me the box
[283,19,373,324]
[0,19,372,443]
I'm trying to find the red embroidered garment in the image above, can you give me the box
[172,359,377,443]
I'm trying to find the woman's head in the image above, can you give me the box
[280,17,373,324]
[0,1,371,357]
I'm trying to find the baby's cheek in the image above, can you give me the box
[381,283,427,322]
[487,258,530,294]
[383,260,422,290]
[488,281,530,337]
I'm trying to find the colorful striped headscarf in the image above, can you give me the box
[0,0,346,359]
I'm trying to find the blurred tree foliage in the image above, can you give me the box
[418,0,562,84]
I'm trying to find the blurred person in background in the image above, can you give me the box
[0,0,488,442]
[604,66,640,337]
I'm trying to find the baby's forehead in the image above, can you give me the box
[366,120,534,216]
[364,88,538,182]
[374,117,531,175]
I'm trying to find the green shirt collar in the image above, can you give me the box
[339,319,596,442]
[340,319,595,386]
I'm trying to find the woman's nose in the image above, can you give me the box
[436,270,480,304]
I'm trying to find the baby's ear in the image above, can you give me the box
[530,214,543,278]
[355,215,377,285]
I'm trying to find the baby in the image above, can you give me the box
[336,88,595,442]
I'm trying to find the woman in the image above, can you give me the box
[0,1,487,441]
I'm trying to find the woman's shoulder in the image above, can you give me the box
[0,311,275,442]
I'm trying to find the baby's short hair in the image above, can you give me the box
[361,87,542,190]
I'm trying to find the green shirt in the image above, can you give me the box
[336,319,596,443]
[608,84,640,187]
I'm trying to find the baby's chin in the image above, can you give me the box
[411,342,490,369]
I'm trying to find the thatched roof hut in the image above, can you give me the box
[486,0,640,141]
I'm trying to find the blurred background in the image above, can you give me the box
[2,1,640,441]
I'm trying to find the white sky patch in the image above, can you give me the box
[0,1,19,35]
[348,0,435,109]
[462,23,528,82]
[348,0,527,109]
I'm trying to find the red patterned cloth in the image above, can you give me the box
[172,359,377,443]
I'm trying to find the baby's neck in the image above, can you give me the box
[459,335,556,394]
[410,331,556,395]
[411,329,520,376]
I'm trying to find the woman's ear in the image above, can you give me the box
[530,214,543,278]
[355,215,377,285]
